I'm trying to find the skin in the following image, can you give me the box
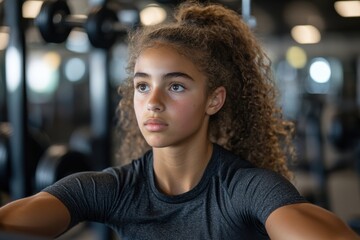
[0,44,359,239]
[0,192,69,237]
[266,203,360,240]
[133,44,225,195]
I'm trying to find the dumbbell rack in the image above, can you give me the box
[3,0,115,198]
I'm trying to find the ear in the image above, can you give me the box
[206,86,226,115]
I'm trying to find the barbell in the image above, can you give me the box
[35,0,132,49]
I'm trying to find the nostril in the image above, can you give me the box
[147,100,164,112]
[147,104,163,112]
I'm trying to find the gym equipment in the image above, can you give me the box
[35,144,91,192]
[3,0,94,198]
[31,126,95,192]
[35,0,72,44]
[5,0,30,199]
[35,0,129,49]
[88,50,113,171]
[0,122,52,194]
[85,6,120,49]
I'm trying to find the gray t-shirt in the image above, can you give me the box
[44,144,306,239]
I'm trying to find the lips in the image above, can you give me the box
[143,118,168,132]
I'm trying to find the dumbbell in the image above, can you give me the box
[0,120,91,194]
[35,143,91,192]
[35,0,129,49]
[34,125,98,192]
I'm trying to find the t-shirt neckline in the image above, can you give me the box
[146,144,220,204]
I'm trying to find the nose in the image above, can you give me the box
[147,88,165,112]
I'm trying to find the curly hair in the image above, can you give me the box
[117,1,295,179]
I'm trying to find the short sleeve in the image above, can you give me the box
[42,168,122,229]
[231,168,307,226]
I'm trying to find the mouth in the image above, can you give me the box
[143,118,168,132]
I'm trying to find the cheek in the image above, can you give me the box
[171,100,203,124]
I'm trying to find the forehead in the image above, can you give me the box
[134,44,202,75]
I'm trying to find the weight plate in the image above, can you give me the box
[85,6,118,49]
[35,144,91,192]
[35,0,72,43]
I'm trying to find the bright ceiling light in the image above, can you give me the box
[0,28,9,51]
[42,52,61,69]
[65,58,86,82]
[27,52,60,95]
[66,30,90,53]
[22,0,43,19]
[6,47,22,92]
[309,58,331,83]
[334,1,360,17]
[286,46,307,69]
[140,4,167,26]
[291,25,321,44]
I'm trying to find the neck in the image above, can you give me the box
[152,140,213,196]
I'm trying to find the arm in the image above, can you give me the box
[0,192,70,238]
[265,202,360,240]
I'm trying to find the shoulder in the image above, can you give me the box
[214,145,306,223]
[214,144,295,191]
[216,145,303,201]
[44,150,152,195]
[40,151,153,226]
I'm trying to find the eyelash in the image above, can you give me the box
[135,83,149,93]
[170,83,185,92]
[134,82,186,93]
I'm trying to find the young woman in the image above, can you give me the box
[0,2,359,239]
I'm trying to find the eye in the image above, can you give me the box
[170,83,185,92]
[136,83,150,93]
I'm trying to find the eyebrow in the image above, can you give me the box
[133,72,194,81]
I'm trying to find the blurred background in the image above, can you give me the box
[0,0,359,239]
